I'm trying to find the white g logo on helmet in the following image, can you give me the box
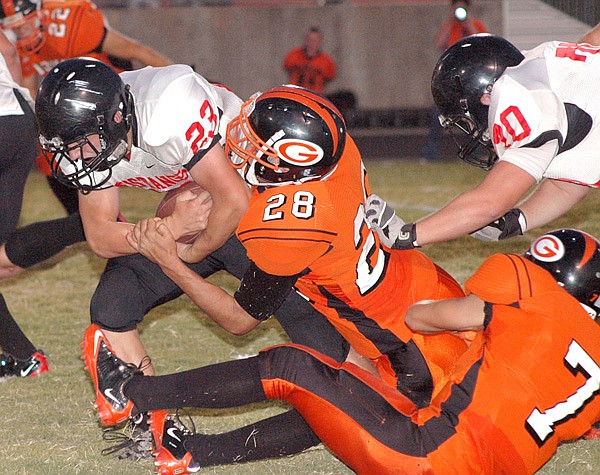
[530,235,565,262]
[274,139,324,166]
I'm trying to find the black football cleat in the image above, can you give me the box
[0,350,49,380]
[150,411,201,474]
[82,324,141,425]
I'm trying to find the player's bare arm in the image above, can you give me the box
[78,187,136,258]
[580,21,600,45]
[181,145,250,263]
[101,29,172,67]
[405,294,485,334]
[518,178,591,231]
[415,161,536,245]
[133,218,260,335]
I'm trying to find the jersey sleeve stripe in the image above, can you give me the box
[239,236,334,246]
[238,227,337,238]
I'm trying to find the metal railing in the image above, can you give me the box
[540,0,600,26]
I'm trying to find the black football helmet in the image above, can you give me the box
[431,34,524,169]
[524,229,600,320]
[0,0,46,54]
[36,58,133,191]
[226,85,346,186]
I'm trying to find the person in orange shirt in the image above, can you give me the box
[81,86,471,472]
[84,228,600,474]
[283,26,336,95]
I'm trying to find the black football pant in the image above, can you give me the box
[90,235,349,362]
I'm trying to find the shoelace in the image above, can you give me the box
[171,409,197,436]
[101,419,153,460]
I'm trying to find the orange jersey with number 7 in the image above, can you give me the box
[237,136,468,405]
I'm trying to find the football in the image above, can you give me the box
[155,181,212,244]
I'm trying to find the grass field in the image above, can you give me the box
[1,160,599,474]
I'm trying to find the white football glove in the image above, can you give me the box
[365,194,418,249]
[470,208,527,242]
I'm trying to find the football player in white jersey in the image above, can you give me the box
[36,58,251,374]
[365,24,600,250]
[35,58,350,459]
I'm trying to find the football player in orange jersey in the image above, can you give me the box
[84,229,600,474]
[78,86,473,471]
[0,0,172,99]
[131,85,469,407]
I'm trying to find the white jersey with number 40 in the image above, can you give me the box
[490,41,600,187]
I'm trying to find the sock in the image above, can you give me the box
[125,356,267,412]
[4,212,85,268]
[0,292,36,359]
[185,410,321,466]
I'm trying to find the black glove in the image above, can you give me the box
[470,208,527,242]
[365,194,419,249]
[391,222,419,250]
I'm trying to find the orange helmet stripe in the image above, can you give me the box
[578,232,598,269]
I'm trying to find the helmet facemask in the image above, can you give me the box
[441,112,497,170]
[227,93,288,185]
[41,132,129,192]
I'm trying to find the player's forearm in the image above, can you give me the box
[182,201,245,263]
[416,192,508,246]
[160,261,259,335]
[130,45,173,67]
[405,295,485,333]
[580,21,600,45]
[84,221,137,258]
[519,179,591,230]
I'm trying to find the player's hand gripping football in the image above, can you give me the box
[365,194,418,250]
[161,189,212,243]
[470,208,527,241]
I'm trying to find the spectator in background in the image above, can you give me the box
[0,29,48,380]
[421,0,488,162]
[283,26,336,95]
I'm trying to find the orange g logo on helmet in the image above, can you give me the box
[530,234,565,262]
[274,139,324,166]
